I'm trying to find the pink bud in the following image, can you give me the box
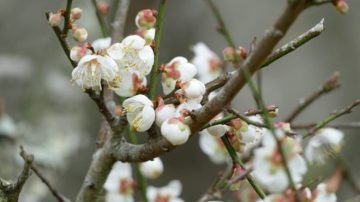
[334,0,349,14]
[70,45,88,62]
[135,9,157,29]
[222,47,236,62]
[73,27,88,42]
[97,1,110,16]
[48,12,62,27]
[71,8,82,20]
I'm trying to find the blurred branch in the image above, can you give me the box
[304,99,360,138]
[0,146,33,202]
[227,108,268,128]
[111,0,130,42]
[284,71,340,123]
[204,0,236,48]
[148,0,168,100]
[62,0,73,36]
[293,122,360,130]
[337,157,360,194]
[20,147,70,202]
[91,0,109,37]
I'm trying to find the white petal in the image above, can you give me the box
[161,118,190,145]
[139,157,164,179]
[130,105,155,132]
[122,35,146,49]
[92,37,111,52]
[155,104,176,126]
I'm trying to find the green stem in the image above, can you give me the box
[91,0,109,37]
[128,128,149,202]
[62,0,73,36]
[148,0,167,100]
[242,68,303,202]
[221,136,266,199]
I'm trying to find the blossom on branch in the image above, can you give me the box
[147,180,185,202]
[123,95,155,132]
[139,157,164,179]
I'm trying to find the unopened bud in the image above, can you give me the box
[70,45,88,62]
[97,1,110,16]
[135,9,157,30]
[71,8,82,20]
[222,47,236,62]
[333,0,349,14]
[238,46,248,60]
[48,12,62,27]
[73,27,88,42]
[268,105,279,117]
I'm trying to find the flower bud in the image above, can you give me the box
[48,12,62,27]
[333,0,349,14]
[135,9,157,29]
[97,1,110,16]
[155,103,176,127]
[70,45,88,62]
[222,47,236,62]
[161,117,190,145]
[207,125,230,137]
[181,79,206,99]
[71,8,82,20]
[139,157,164,179]
[73,27,88,42]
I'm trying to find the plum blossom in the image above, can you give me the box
[191,42,223,83]
[199,130,228,164]
[123,95,155,132]
[155,100,176,127]
[72,27,88,42]
[161,57,197,95]
[180,79,206,100]
[252,129,307,193]
[139,157,164,179]
[71,54,120,91]
[161,117,190,145]
[48,12,62,27]
[305,128,344,165]
[136,28,155,45]
[70,45,88,62]
[104,162,135,202]
[114,69,147,97]
[107,35,154,77]
[174,99,202,118]
[92,37,112,52]
[135,9,157,30]
[147,180,185,202]
[312,183,337,202]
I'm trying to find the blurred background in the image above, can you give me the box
[0,0,359,201]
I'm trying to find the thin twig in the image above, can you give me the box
[284,72,339,123]
[304,99,360,138]
[111,0,130,42]
[91,0,109,37]
[226,108,268,128]
[148,0,168,100]
[46,13,77,67]
[292,122,360,130]
[31,165,70,202]
[221,135,266,199]
[62,0,73,36]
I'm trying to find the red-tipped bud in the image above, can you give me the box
[135,9,157,30]
[70,8,82,20]
[97,1,110,16]
[333,0,349,14]
[48,12,62,27]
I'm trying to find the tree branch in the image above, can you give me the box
[304,99,360,138]
[62,0,74,36]
[91,0,109,37]
[284,71,339,123]
[0,146,33,202]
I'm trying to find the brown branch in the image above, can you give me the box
[0,146,33,202]
[112,0,309,162]
[111,0,130,42]
[284,71,340,123]
[304,99,360,138]
[62,0,73,36]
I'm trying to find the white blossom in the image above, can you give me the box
[123,95,155,132]
[174,99,202,117]
[147,180,185,202]
[161,57,197,95]
[305,128,344,165]
[191,42,222,83]
[161,117,190,145]
[313,183,337,202]
[139,157,164,179]
[155,103,176,127]
[92,37,112,52]
[107,35,154,77]
[71,54,119,91]
[70,45,89,62]
[181,79,206,100]
[252,130,307,193]
[114,69,147,97]
[199,130,228,164]
[104,162,134,202]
